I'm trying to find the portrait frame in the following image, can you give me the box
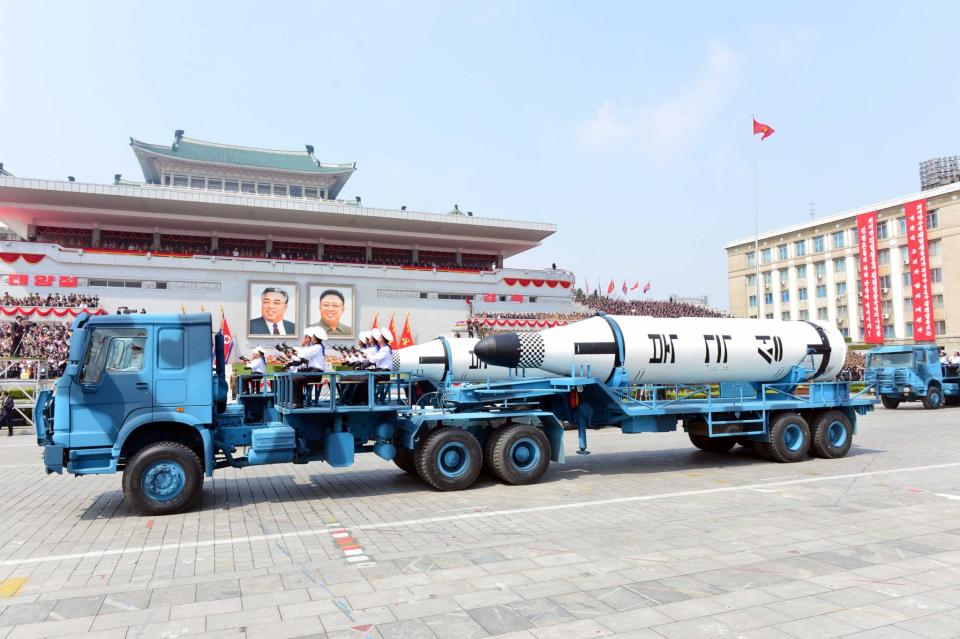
[247,281,299,338]
[307,284,356,339]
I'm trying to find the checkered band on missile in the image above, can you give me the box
[394,337,556,382]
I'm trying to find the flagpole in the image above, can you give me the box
[752,113,761,318]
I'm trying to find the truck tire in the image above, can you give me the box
[880,396,900,409]
[122,442,203,515]
[393,446,417,475]
[763,413,810,463]
[688,431,736,453]
[922,385,943,410]
[485,424,551,485]
[809,410,853,459]
[415,427,482,491]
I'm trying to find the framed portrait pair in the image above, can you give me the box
[247,282,355,339]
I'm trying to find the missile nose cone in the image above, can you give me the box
[474,333,522,368]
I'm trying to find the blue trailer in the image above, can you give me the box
[35,313,876,515]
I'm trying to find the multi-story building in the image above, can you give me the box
[725,182,960,349]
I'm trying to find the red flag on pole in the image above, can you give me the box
[642,281,651,294]
[220,309,234,363]
[621,280,628,294]
[399,314,414,348]
[753,118,774,140]
[387,313,400,349]
[607,279,615,295]
[370,312,379,329]
[630,281,639,291]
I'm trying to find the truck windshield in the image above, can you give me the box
[867,352,914,368]
[79,328,147,384]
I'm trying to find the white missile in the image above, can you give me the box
[473,315,846,384]
[393,337,557,383]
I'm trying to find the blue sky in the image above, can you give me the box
[2,1,958,308]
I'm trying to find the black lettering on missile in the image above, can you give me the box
[703,334,732,363]
[755,335,783,364]
[648,333,678,364]
[574,342,618,355]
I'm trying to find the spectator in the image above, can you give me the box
[1,292,100,308]
[0,320,71,377]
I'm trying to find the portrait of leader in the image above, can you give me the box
[248,283,297,336]
[308,285,354,338]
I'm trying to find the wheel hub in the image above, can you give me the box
[141,460,186,501]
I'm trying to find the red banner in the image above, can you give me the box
[477,318,569,328]
[0,306,105,317]
[856,211,883,344]
[905,199,935,341]
[6,273,79,287]
[482,293,497,302]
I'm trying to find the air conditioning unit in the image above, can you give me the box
[838,318,847,325]
[764,284,770,290]
[882,314,890,320]
[817,275,824,282]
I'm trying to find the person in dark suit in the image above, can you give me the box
[249,287,295,335]
[1,391,14,436]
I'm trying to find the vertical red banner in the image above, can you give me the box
[856,211,884,344]
[905,199,935,341]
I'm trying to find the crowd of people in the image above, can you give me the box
[1,292,100,308]
[0,319,70,378]
[576,291,730,318]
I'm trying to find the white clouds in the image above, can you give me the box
[578,41,739,159]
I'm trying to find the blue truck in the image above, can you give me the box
[864,344,960,410]
[36,313,876,515]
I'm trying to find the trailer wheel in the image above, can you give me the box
[415,427,482,491]
[764,413,810,463]
[922,384,943,410]
[393,447,417,475]
[809,410,853,459]
[880,396,900,409]
[688,431,736,453]
[122,441,203,515]
[486,424,551,485]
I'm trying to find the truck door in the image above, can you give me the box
[69,326,152,448]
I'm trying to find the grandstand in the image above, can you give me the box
[0,132,573,348]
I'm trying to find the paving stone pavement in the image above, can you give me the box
[1,405,960,638]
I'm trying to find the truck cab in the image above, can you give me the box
[864,344,960,409]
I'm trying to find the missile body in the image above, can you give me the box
[473,315,846,385]
[393,337,557,383]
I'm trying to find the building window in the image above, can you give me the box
[794,239,806,257]
[902,271,911,286]
[257,183,271,195]
[927,209,938,229]
[225,180,239,192]
[290,185,303,198]
[273,184,288,197]
[813,235,825,252]
[798,287,808,300]
[883,325,895,338]
[879,275,891,289]
[876,221,888,239]
[877,248,889,265]
[931,267,943,283]
[190,177,205,189]
[747,274,756,288]
[836,282,847,296]
[933,294,944,309]
[781,290,790,303]
[840,327,849,337]
[799,309,809,320]
[814,261,826,278]
[796,264,807,279]
[834,257,845,273]
[782,311,791,320]
[897,216,906,235]
[779,268,788,283]
[904,297,913,313]
[832,231,845,249]
[818,307,829,320]
[305,187,319,199]
[764,292,773,305]
[929,239,941,256]
[163,175,171,185]
[746,251,755,267]
[881,300,893,315]
[765,313,774,319]
[777,244,788,260]
[816,285,827,298]
[761,248,772,264]
[837,305,848,319]
[173,175,188,188]
[905,322,913,337]
[207,178,222,191]
[900,245,909,264]
[241,181,255,194]
[763,272,772,287]
[935,320,946,334]
[748,295,757,307]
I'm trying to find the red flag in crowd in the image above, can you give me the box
[642,281,652,294]
[387,313,400,349]
[607,279,615,295]
[630,281,639,291]
[621,280,628,295]
[399,315,414,348]
[370,312,379,329]
[753,118,774,140]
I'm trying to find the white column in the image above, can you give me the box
[825,259,837,324]
[805,264,817,321]
[772,269,782,317]
[789,266,799,319]
[890,241,905,338]
[846,255,859,340]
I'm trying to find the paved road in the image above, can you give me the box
[1,406,959,638]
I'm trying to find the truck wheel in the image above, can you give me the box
[922,385,943,410]
[415,427,482,491]
[486,424,551,485]
[763,413,810,463]
[809,410,853,459]
[880,396,900,409]
[688,431,736,453]
[393,446,417,475]
[122,442,203,515]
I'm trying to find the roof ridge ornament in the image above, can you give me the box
[173,129,185,151]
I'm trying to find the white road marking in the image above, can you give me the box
[3,460,960,568]
[934,493,960,501]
